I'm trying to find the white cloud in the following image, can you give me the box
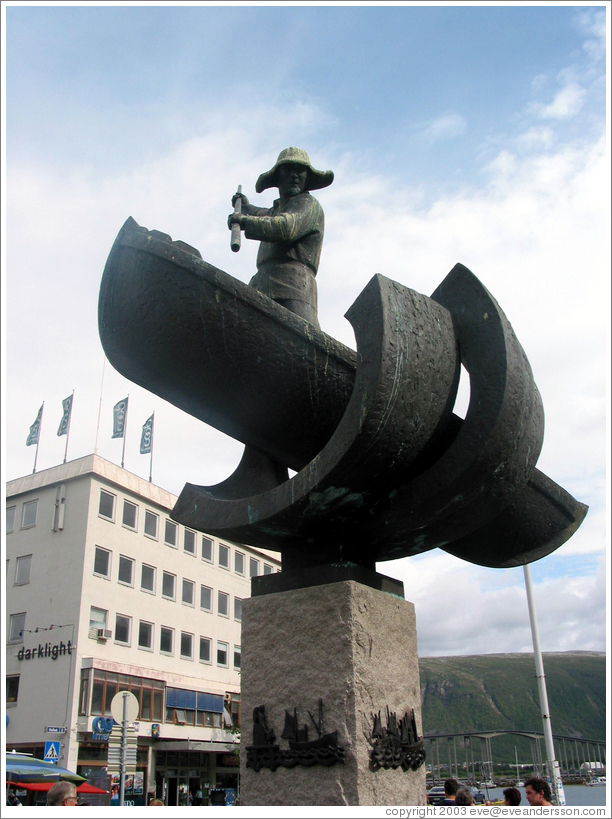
[423,113,467,141]
[538,82,586,120]
[576,8,606,62]
[383,552,607,658]
[514,126,554,151]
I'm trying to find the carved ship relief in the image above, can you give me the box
[367,707,426,772]
[246,702,345,771]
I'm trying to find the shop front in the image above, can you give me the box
[154,748,240,806]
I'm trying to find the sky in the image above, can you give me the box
[2,2,609,662]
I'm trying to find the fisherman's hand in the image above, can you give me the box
[232,192,249,208]
[228,213,243,230]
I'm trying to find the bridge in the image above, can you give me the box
[423,730,606,783]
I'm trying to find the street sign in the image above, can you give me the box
[44,741,60,764]
[45,726,67,734]
[110,691,139,725]
[106,725,137,775]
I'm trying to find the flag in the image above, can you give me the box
[112,397,128,438]
[140,414,154,454]
[57,394,73,436]
[26,405,43,446]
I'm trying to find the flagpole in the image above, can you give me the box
[63,390,74,464]
[523,564,566,805]
[94,357,106,455]
[149,412,154,483]
[32,402,44,474]
[121,395,129,469]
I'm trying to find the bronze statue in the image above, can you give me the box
[227,147,334,328]
[99,153,588,586]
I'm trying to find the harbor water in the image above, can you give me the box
[477,784,607,807]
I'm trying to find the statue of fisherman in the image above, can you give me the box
[227,147,334,329]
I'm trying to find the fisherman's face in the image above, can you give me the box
[277,163,308,198]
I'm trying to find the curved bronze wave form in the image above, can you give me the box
[99,219,587,573]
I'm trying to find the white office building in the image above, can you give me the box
[5,454,280,805]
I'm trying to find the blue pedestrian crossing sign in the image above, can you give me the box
[44,741,60,764]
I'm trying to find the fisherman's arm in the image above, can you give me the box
[227,193,271,229]
[241,197,323,243]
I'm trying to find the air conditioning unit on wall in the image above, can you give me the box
[98,628,112,640]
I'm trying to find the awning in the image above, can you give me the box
[7,781,108,794]
[5,753,85,785]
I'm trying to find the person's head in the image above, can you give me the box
[149,799,164,806]
[46,781,78,806]
[503,787,521,806]
[524,776,552,805]
[256,148,334,197]
[454,788,474,805]
[277,163,309,200]
[444,778,460,797]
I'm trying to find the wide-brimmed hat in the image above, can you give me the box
[256,147,334,193]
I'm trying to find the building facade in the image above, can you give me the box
[5,455,280,805]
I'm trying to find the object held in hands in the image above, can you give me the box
[231,185,242,252]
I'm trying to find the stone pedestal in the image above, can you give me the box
[240,580,426,806]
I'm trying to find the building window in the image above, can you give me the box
[78,668,91,715]
[227,692,241,728]
[89,669,163,720]
[114,614,131,645]
[199,711,222,728]
[122,500,138,530]
[141,564,156,594]
[93,546,111,578]
[180,632,194,660]
[162,571,176,600]
[118,555,134,586]
[7,675,20,705]
[141,680,164,721]
[138,621,154,651]
[14,555,32,586]
[8,613,26,644]
[234,551,245,575]
[98,490,115,521]
[166,707,194,725]
[184,529,196,555]
[6,506,16,534]
[234,598,242,621]
[160,626,174,655]
[234,645,241,670]
[200,585,212,612]
[202,537,213,562]
[89,607,108,632]
[144,510,158,539]
[219,543,230,569]
[264,563,274,575]
[164,519,178,548]
[21,499,38,529]
[182,578,195,607]
[249,557,260,577]
[218,591,229,617]
[217,641,228,667]
[199,637,211,664]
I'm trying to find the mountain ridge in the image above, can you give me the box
[418,651,605,762]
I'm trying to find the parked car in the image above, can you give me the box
[427,784,486,806]
[470,787,486,804]
[426,786,447,805]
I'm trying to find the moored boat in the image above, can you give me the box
[585,776,606,787]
